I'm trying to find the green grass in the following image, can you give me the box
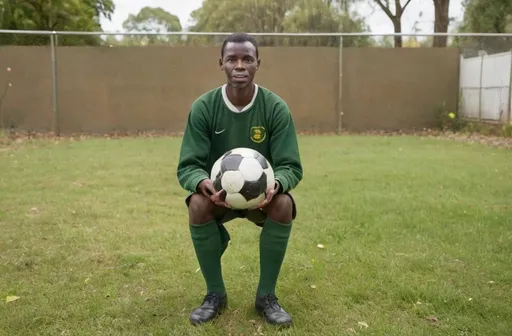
[0,135,511,336]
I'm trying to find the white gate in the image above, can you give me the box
[459,51,512,123]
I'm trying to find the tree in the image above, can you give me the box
[0,0,115,46]
[122,7,182,45]
[283,0,373,46]
[83,0,115,20]
[371,0,413,47]
[188,0,250,32]
[460,0,512,33]
[432,0,450,47]
[454,0,512,55]
[187,0,372,47]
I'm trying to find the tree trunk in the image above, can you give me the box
[433,0,450,47]
[393,19,402,47]
[373,0,413,48]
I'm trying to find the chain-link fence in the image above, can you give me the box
[0,30,511,135]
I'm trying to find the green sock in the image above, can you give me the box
[218,224,231,256]
[189,220,226,294]
[257,218,292,297]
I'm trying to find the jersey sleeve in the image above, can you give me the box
[177,99,211,193]
[269,100,303,193]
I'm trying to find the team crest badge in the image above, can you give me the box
[250,126,266,143]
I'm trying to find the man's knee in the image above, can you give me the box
[188,193,216,224]
[265,194,294,224]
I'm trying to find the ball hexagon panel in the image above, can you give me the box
[238,157,264,181]
[229,147,257,158]
[225,193,252,209]
[220,170,245,193]
[263,167,275,190]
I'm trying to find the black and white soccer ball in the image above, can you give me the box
[210,147,274,210]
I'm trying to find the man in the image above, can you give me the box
[176,32,303,327]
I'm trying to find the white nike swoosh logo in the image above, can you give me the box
[215,129,226,134]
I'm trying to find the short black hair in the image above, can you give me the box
[221,33,259,58]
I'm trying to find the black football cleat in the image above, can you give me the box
[189,292,228,325]
[255,294,292,326]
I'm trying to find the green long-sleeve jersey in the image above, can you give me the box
[177,84,303,194]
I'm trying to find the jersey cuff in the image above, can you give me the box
[275,177,286,193]
[191,174,209,193]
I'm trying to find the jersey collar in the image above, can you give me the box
[221,84,259,113]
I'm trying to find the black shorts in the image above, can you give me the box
[185,192,297,227]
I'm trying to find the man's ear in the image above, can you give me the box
[219,58,223,71]
[257,59,261,70]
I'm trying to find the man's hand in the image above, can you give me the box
[198,179,231,208]
[249,180,280,210]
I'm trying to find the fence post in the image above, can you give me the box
[459,54,464,117]
[337,34,343,135]
[50,31,60,136]
[508,49,512,124]
[478,51,484,121]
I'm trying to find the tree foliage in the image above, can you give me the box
[460,0,512,33]
[187,0,373,47]
[121,7,182,45]
[454,0,512,55]
[0,0,114,45]
[1,0,479,50]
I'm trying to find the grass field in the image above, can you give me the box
[1,135,511,336]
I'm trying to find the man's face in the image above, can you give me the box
[219,41,260,89]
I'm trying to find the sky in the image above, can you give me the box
[99,0,466,37]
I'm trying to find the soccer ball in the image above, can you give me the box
[210,147,274,210]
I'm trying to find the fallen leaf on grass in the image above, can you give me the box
[317,244,325,249]
[426,316,438,322]
[358,321,369,328]
[310,284,317,289]
[5,296,20,303]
